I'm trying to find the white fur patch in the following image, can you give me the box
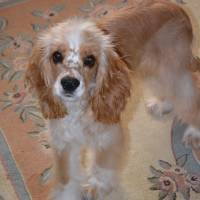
[67,30,82,52]
[66,31,82,68]
[69,145,83,182]
[52,181,81,200]
[49,112,121,152]
[67,50,80,68]
[146,98,173,118]
[87,166,117,200]
[182,126,200,149]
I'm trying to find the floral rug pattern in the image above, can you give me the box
[0,0,200,199]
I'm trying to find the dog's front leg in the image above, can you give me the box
[54,146,70,186]
[83,126,125,200]
[52,145,82,200]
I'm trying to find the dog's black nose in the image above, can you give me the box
[60,76,80,93]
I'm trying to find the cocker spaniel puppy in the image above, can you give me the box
[25,0,200,199]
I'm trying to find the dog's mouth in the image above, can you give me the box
[60,92,77,102]
[62,92,74,98]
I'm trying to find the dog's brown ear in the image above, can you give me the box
[91,50,131,124]
[25,44,67,119]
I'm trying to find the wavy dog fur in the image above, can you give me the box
[26,0,200,199]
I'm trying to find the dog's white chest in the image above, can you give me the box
[48,109,120,152]
[48,111,87,150]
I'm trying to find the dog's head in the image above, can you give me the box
[26,18,131,123]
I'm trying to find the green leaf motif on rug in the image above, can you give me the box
[0,17,7,31]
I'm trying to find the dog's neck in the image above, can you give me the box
[63,96,89,116]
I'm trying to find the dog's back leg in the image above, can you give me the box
[140,17,200,148]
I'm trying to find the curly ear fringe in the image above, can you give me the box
[91,51,131,124]
[25,46,67,119]
[39,89,67,119]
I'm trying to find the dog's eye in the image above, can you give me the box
[52,51,63,64]
[83,55,96,68]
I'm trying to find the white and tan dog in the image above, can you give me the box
[26,0,200,199]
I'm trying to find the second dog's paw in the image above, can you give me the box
[145,98,173,118]
[182,126,200,149]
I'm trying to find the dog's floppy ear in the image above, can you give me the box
[25,43,67,119]
[91,50,131,124]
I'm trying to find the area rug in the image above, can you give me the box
[0,0,200,200]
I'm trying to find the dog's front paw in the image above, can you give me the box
[81,184,97,200]
[52,181,81,200]
[145,98,173,118]
[183,126,200,149]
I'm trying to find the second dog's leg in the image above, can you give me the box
[173,73,200,149]
[151,70,200,149]
[182,126,200,149]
